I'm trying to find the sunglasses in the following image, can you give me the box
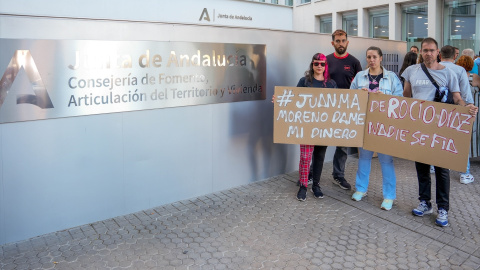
[313,62,326,67]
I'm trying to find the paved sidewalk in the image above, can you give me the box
[1,156,479,269]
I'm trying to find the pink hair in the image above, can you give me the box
[313,53,329,82]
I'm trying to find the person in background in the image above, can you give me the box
[402,37,477,227]
[474,51,480,73]
[457,55,480,184]
[281,53,337,201]
[326,29,362,190]
[349,46,403,211]
[399,52,418,87]
[462,49,479,75]
[440,46,475,184]
[440,46,474,106]
[453,47,460,62]
[410,45,419,54]
[457,55,480,88]
[417,53,424,64]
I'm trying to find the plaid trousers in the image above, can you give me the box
[299,144,315,187]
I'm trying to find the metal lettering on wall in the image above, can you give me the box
[0,39,266,124]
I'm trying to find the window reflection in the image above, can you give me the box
[343,14,358,36]
[320,16,332,34]
[444,0,479,54]
[402,4,428,52]
[371,12,389,39]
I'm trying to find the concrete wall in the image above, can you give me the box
[0,1,406,245]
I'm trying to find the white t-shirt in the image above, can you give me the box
[402,64,459,101]
[440,61,473,104]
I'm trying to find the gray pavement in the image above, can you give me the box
[1,156,480,269]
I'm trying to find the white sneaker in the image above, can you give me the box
[460,173,474,184]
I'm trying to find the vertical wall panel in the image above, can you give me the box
[0,125,4,245]
[122,106,214,213]
[1,115,124,243]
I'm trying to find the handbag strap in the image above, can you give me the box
[420,63,440,91]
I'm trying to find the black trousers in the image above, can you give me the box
[332,146,348,178]
[415,162,450,211]
[311,146,328,185]
[310,146,348,179]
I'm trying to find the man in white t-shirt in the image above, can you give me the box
[402,37,478,227]
[440,45,475,184]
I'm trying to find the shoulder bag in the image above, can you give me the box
[420,63,454,104]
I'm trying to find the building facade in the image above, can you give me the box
[247,0,479,53]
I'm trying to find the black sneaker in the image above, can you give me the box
[332,177,351,190]
[297,185,307,201]
[311,184,324,198]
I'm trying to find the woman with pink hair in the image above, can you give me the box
[295,53,337,201]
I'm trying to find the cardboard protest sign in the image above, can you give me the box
[273,86,368,147]
[363,94,474,172]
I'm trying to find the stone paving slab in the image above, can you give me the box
[1,156,479,269]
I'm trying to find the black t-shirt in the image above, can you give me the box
[297,77,337,89]
[326,53,362,89]
[368,73,384,92]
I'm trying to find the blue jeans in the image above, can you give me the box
[355,148,396,200]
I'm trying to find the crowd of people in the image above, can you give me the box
[277,29,479,227]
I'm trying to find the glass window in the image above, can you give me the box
[300,0,311,3]
[444,0,479,55]
[285,0,293,6]
[271,0,278,4]
[370,10,389,39]
[402,4,428,51]
[343,13,358,36]
[320,16,332,34]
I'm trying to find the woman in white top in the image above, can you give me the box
[349,46,403,210]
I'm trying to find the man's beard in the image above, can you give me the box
[335,46,347,55]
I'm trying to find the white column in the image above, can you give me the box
[314,15,320,33]
[389,3,402,41]
[332,11,342,32]
[428,0,443,43]
[358,8,369,38]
